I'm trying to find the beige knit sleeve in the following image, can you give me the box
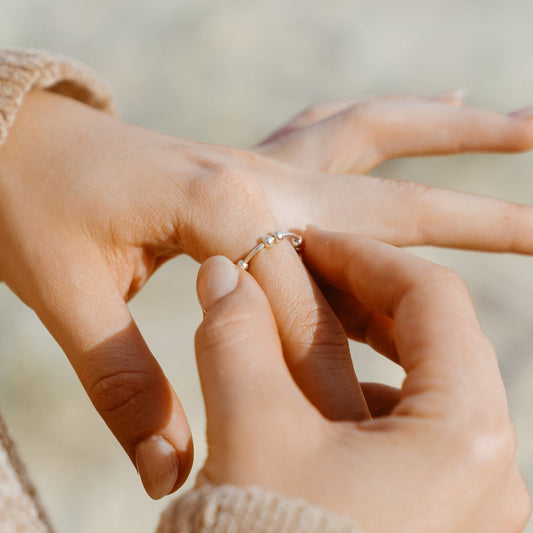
[0,48,115,148]
[0,410,53,533]
[157,484,363,533]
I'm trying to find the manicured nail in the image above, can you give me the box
[197,255,239,313]
[135,435,179,499]
[508,106,533,120]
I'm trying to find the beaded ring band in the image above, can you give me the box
[237,231,303,270]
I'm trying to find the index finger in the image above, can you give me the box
[303,227,508,418]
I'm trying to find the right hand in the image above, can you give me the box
[192,226,530,532]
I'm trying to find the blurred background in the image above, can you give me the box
[1,0,533,531]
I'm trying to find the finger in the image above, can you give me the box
[255,96,427,170]
[195,256,312,439]
[255,92,463,148]
[316,282,398,363]
[360,383,401,418]
[288,174,533,253]
[243,234,371,421]
[303,227,509,418]
[22,250,193,500]
[256,100,356,145]
[366,104,533,170]
[180,175,370,422]
[256,96,533,174]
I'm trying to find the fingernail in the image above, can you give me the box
[508,106,533,120]
[135,435,179,499]
[197,255,239,312]
[429,88,467,103]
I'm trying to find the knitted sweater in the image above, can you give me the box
[0,49,362,533]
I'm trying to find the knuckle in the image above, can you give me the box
[180,163,273,259]
[442,424,529,531]
[453,423,516,475]
[300,103,327,122]
[422,263,467,295]
[346,100,388,131]
[288,298,350,365]
[88,366,156,417]
[390,179,431,213]
[183,162,268,221]
[85,339,164,419]
[195,305,258,358]
[203,165,265,207]
[394,178,428,197]
[375,178,431,244]
[346,101,371,119]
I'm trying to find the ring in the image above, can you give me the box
[236,231,303,270]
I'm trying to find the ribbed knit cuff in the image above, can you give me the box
[157,484,362,533]
[0,410,53,533]
[0,48,115,147]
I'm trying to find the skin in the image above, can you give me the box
[193,227,531,533]
[0,88,533,496]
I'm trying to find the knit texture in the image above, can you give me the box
[157,484,362,533]
[0,48,114,148]
[0,411,53,533]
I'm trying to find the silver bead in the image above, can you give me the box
[262,234,275,247]
[235,230,303,270]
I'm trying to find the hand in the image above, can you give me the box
[193,227,530,533]
[0,89,532,498]
[257,92,533,251]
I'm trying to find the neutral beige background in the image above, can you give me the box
[1,1,533,531]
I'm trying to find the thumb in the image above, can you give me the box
[195,256,307,443]
[24,259,193,500]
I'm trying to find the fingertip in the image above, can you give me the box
[133,387,195,499]
[196,255,240,313]
[429,88,467,106]
[135,434,179,499]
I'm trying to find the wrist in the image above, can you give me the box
[0,49,113,146]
